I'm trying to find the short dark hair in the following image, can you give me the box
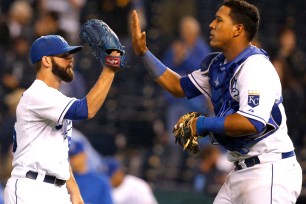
[33,61,42,73]
[223,0,259,41]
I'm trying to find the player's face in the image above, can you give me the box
[51,53,74,82]
[209,6,236,50]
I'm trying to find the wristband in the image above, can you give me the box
[141,50,167,78]
[196,116,226,135]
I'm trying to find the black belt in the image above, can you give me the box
[26,171,66,186]
[234,151,295,170]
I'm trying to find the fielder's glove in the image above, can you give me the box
[173,112,201,155]
[80,19,126,69]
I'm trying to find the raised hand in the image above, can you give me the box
[131,10,148,56]
[80,19,126,69]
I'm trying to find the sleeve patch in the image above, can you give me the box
[248,90,260,108]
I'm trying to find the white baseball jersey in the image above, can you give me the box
[188,54,302,203]
[12,79,77,180]
[189,54,294,160]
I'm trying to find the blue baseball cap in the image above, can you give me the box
[69,140,85,157]
[103,158,121,177]
[30,35,83,64]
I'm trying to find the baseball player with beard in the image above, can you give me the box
[131,0,302,203]
[4,32,125,203]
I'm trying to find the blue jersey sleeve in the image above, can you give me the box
[180,76,202,99]
[64,97,88,120]
[248,118,265,133]
[180,53,221,99]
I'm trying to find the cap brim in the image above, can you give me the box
[54,46,83,55]
[66,46,83,54]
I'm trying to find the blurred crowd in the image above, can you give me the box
[1,0,306,203]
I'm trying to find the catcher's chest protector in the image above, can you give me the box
[205,46,282,154]
[208,46,268,115]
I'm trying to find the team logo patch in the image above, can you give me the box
[247,90,260,108]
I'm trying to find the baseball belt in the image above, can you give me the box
[26,170,66,186]
[234,151,295,170]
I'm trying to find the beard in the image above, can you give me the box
[51,58,74,82]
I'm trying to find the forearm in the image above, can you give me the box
[224,114,257,136]
[86,67,115,119]
[156,69,185,97]
[195,113,257,137]
[141,50,185,97]
[66,168,83,204]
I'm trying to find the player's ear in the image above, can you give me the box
[233,24,243,37]
[41,56,52,68]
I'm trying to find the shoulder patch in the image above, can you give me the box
[248,90,260,107]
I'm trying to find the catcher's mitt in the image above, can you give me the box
[80,19,126,69]
[173,112,201,155]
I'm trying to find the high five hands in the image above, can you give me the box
[131,10,148,56]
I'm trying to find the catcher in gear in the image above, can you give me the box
[130,0,302,203]
[4,20,124,204]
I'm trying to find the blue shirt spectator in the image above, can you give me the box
[73,172,113,204]
[69,139,113,204]
[162,16,213,144]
